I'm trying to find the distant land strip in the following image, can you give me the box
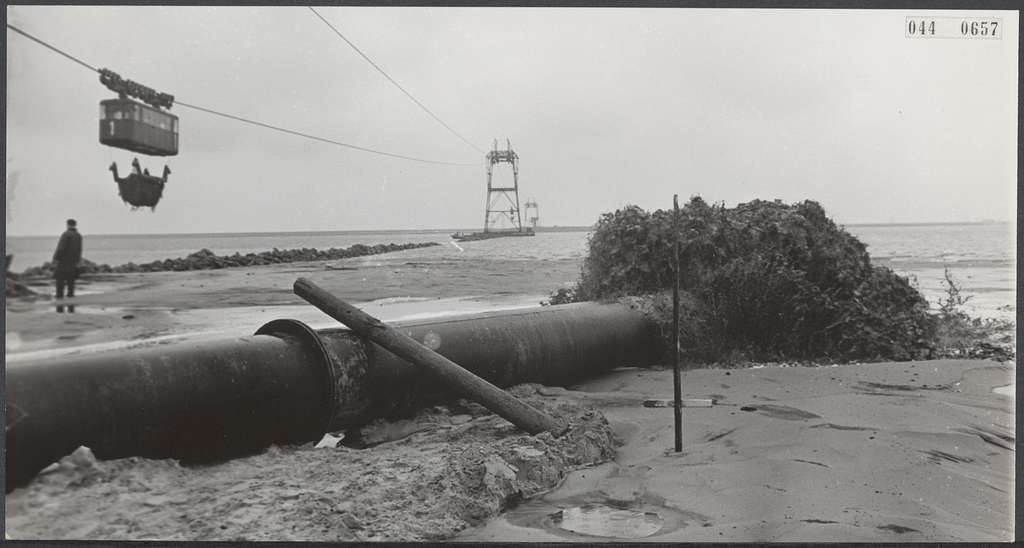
[844,220,1010,227]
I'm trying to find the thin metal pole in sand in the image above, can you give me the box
[293,277,566,437]
[672,194,683,452]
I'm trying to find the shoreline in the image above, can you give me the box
[5,253,578,361]
[5,294,547,364]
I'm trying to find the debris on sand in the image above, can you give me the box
[5,275,37,298]
[5,386,617,542]
[6,255,38,298]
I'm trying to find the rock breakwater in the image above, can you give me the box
[18,242,440,277]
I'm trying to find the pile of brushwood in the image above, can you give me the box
[550,198,951,364]
[18,242,439,277]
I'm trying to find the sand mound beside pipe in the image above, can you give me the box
[4,386,617,542]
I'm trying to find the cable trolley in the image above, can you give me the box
[98,69,177,209]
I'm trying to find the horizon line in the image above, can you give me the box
[5,219,1012,239]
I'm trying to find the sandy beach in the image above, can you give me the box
[461,360,1015,542]
[4,262,1016,542]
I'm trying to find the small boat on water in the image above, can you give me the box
[451,228,535,242]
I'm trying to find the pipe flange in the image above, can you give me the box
[255,318,338,434]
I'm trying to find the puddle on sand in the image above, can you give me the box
[993,384,1014,397]
[548,504,664,538]
[463,494,703,541]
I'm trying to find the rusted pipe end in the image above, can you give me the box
[254,318,376,433]
[255,319,338,436]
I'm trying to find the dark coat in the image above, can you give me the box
[53,227,83,279]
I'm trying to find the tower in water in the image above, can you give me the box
[484,139,524,233]
[452,139,535,241]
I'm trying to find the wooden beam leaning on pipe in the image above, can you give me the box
[293,277,567,436]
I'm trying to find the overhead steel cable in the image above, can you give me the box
[6,23,477,167]
[173,101,475,166]
[308,7,485,155]
[6,23,99,72]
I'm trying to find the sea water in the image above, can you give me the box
[6,223,1015,319]
[848,223,1015,322]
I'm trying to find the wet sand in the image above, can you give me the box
[459,360,1016,542]
[5,259,551,361]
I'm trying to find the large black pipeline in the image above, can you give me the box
[6,302,660,490]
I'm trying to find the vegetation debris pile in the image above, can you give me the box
[552,198,943,363]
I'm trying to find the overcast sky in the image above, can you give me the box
[5,6,1018,236]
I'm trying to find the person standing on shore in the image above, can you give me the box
[53,218,82,313]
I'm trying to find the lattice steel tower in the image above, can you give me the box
[484,138,524,233]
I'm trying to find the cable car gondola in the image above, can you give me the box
[98,69,177,208]
[100,98,178,156]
